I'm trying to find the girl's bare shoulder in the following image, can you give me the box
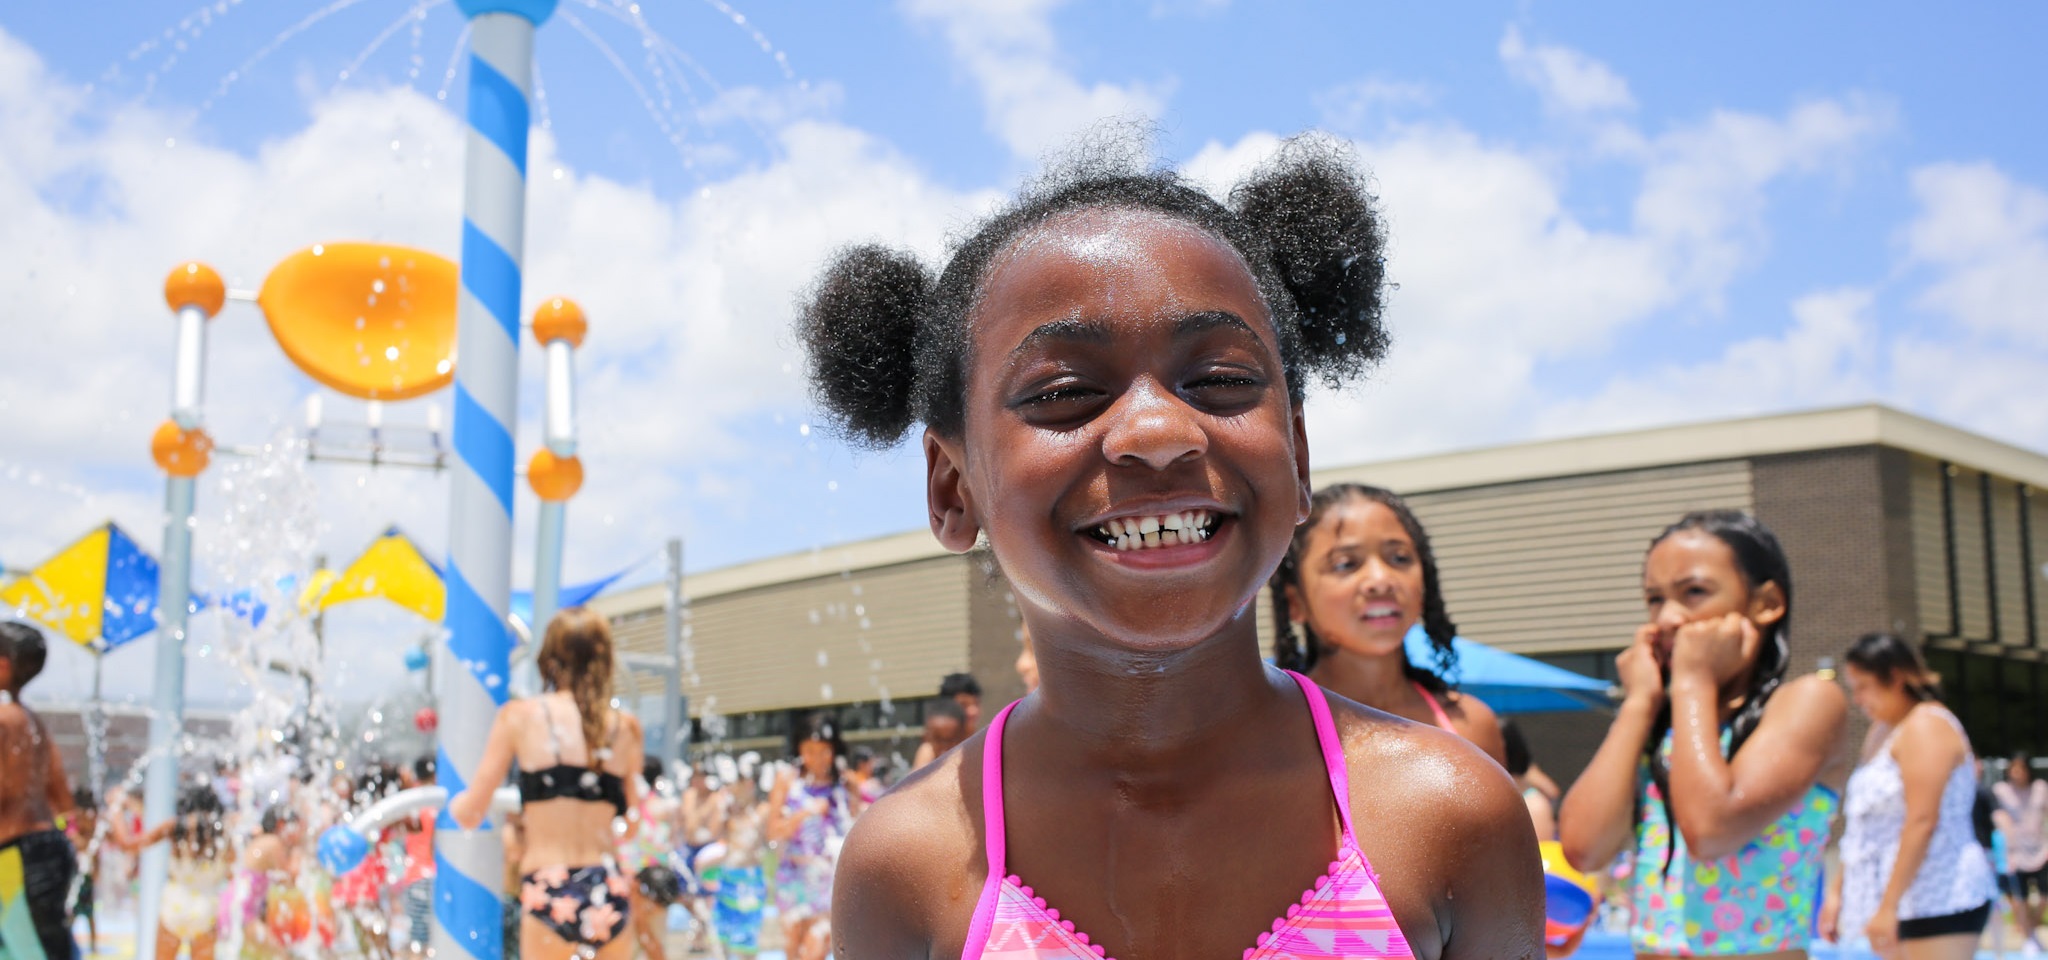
[835,731,987,954]
[1323,692,1543,959]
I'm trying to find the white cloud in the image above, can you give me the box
[900,0,1170,159]
[1535,288,1877,436]
[1888,161,2048,449]
[1902,162,2048,349]
[1499,25,1634,115]
[1315,78,1436,135]
[1178,33,1887,467]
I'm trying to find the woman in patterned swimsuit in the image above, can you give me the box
[1559,511,1851,959]
[805,132,1544,959]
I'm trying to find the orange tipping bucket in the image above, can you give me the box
[1540,840,1597,958]
[258,242,458,401]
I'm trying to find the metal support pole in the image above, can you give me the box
[137,475,195,947]
[664,538,684,761]
[532,500,565,632]
[437,4,554,958]
[140,263,220,948]
[88,654,106,799]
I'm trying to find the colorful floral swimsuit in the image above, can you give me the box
[1632,728,1837,955]
[963,670,1416,960]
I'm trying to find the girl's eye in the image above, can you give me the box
[1022,386,1095,406]
[1183,374,1264,405]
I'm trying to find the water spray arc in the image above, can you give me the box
[436,1,557,956]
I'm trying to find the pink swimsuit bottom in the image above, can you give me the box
[962,669,1417,960]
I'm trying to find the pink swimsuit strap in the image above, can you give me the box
[1411,681,1455,732]
[963,670,1368,958]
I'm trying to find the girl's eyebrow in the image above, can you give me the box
[1010,318,1112,359]
[1007,310,1256,360]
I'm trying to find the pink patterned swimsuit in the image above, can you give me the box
[963,670,1417,960]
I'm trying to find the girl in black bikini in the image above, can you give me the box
[451,607,645,960]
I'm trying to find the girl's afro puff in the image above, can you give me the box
[796,132,1389,449]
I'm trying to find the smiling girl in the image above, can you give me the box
[806,135,1542,960]
[1558,510,1850,959]
[1271,484,1506,764]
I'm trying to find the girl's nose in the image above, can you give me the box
[1100,378,1206,470]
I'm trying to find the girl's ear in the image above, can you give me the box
[1747,580,1787,630]
[1291,408,1312,524]
[925,429,982,553]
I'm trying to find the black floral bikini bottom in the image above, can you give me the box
[518,862,631,951]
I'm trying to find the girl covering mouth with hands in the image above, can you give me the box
[1559,510,1849,959]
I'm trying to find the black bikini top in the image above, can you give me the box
[516,699,628,816]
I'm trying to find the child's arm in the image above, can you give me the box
[764,767,807,842]
[1664,615,1847,859]
[450,702,521,830]
[1558,626,1663,872]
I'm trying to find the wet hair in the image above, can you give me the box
[793,711,847,782]
[537,607,617,763]
[172,784,226,858]
[1642,509,1794,875]
[1500,719,1532,778]
[644,756,665,783]
[1842,632,1940,702]
[938,672,982,700]
[0,621,48,689]
[412,755,437,784]
[72,786,97,812]
[259,803,298,835]
[1269,484,1459,693]
[925,698,967,725]
[796,132,1388,448]
[353,767,396,806]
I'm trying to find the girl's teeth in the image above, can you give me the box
[1095,511,1218,550]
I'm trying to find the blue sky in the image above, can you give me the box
[4,0,2046,703]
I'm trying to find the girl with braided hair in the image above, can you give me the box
[450,607,645,960]
[1269,483,1507,765]
[813,132,1542,960]
[1558,510,1850,958]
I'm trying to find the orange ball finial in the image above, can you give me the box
[527,449,583,501]
[151,420,213,477]
[531,297,587,348]
[165,262,227,318]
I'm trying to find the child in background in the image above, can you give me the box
[1559,510,1849,958]
[694,806,768,960]
[621,758,683,960]
[135,785,232,960]
[0,621,79,960]
[227,805,304,960]
[910,698,967,771]
[397,756,436,957]
[332,768,396,960]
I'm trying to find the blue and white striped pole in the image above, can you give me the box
[439,3,554,958]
